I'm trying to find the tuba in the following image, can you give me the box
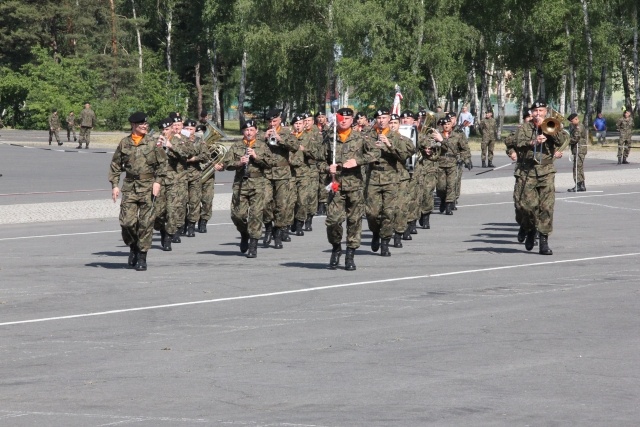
[200,120,230,183]
[540,108,566,136]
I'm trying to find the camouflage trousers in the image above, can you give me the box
[48,129,60,144]
[420,170,437,214]
[571,151,586,183]
[512,173,525,225]
[318,172,329,204]
[326,189,364,249]
[293,171,317,221]
[263,178,292,227]
[165,177,188,235]
[79,126,91,147]
[153,184,167,232]
[436,166,457,203]
[455,163,463,200]
[67,126,76,141]
[519,172,555,235]
[393,178,418,233]
[481,138,495,162]
[200,174,215,221]
[119,189,156,252]
[231,179,266,239]
[366,182,398,239]
[186,171,202,223]
[617,137,631,159]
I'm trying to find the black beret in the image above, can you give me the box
[399,110,414,118]
[354,112,367,120]
[291,114,304,124]
[337,108,354,116]
[418,110,427,117]
[241,119,257,130]
[445,113,455,120]
[52,108,57,113]
[437,118,448,126]
[530,100,547,109]
[168,112,182,122]
[200,110,208,117]
[266,108,282,120]
[314,110,326,117]
[486,110,494,115]
[373,107,390,118]
[158,118,172,130]
[183,119,197,127]
[523,110,531,119]
[128,112,148,124]
[567,113,578,121]
[196,124,207,132]
[390,114,400,121]
[302,112,312,119]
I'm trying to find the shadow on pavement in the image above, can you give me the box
[467,247,524,254]
[280,262,331,270]
[93,251,127,257]
[85,262,129,269]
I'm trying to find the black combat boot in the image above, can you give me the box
[393,232,403,248]
[246,238,258,258]
[58,141,63,146]
[617,157,622,165]
[517,226,527,243]
[240,232,249,253]
[164,235,173,251]
[439,197,446,213]
[445,202,453,215]
[329,243,342,268]
[317,202,327,216]
[76,144,82,149]
[410,220,417,234]
[179,222,187,236]
[345,247,356,271]
[380,239,391,257]
[539,234,553,255]
[135,251,147,271]
[273,227,283,249]
[567,183,577,192]
[524,229,537,251]
[263,222,273,247]
[198,219,207,233]
[290,220,297,232]
[488,161,494,168]
[128,245,138,267]
[171,233,181,243]
[622,157,629,164]
[187,222,196,237]
[160,229,167,248]
[482,160,486,168]
[579,181,587,192]
[295,219,305,236]
[371,232,380,252]
[420,213,431,229]
[304,214,313,231]
[452,199,458,210]
[402,224,412,241]
[281,226,291,242]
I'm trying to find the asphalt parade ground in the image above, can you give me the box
[1,131,640,426]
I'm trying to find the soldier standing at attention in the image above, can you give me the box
[77,102,97,149]
[567,113,588,192]
[514,100,567,255]
[479,110,497,168]
[66,111,76,143]
[215,119,270,258]
[48,109,61,146]
[616,110,633,164]
[108,112,167,271]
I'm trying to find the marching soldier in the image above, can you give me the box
[289,114,318,236]
[514,100,567,255]
[505,111,532,243]
[152,118,174,249]
[354,112,370,133]
[447,111,469,208]
[479,110,497,168]
[567,113,587,192]
[77,102,97,149]
[66,111,77,143]
[315,110,330,216]
[197,124,216,233]
[436,117,472,215]
[302,112,325,231]
[48,109,61,146]
[390,113,416,248]
[616,110,633,164]
[417,120,442,230]
[215,119,270,258]
[183,119,210,237]
[108,112,167,271]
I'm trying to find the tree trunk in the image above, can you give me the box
[559,73,567,116]
[566,22,577,113]
[519,70,526,123]
[131,0,143,74]
[621,51,632,111]
[109,0,118,98]
[195,60,203,119]
[208,45,222,128]
[534,46,545,100]
[595,65,607,114]
[238,51,247,121]
[429,70,439,108]
[166,9,172,79]
[580,0,594,126]
[467,65,479,116]
[496,68,506,140]
[486,60,495,111]
[632,1,640,117]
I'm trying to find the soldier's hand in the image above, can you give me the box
[535,134,547,144]
[509,152,517,161]
[343,158,357,169]
[214,163,224,171]
[112,187,120,203]
[329,164,338,174]
[554,151,563,159]
[247,148,256,158]
[432,130,443,142]
[152,182,161,197]
[465,161,473,171]
[240,154,250,165]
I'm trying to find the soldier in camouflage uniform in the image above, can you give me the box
[183,119,210,237]
[505,111,532,243]
[108,112,167,271]
[196,124,216,233]
[315,111,330,216]
[616,110,634,164]
[365,107,414,257]
[479,110,497,168]
[514,100,568,255]
[437,117,472,215]
[567,113,588,192]
[152,118,174,249]
[392,112,419,248]
[77,102,97,149]
[325,108,371,271]
[447,111,469,208]
[66,111,76,143]
[293,113,323,233]
[48,109,61,146]
[215,120,270,258]
[417,122,442,230]
[262,108,298,249]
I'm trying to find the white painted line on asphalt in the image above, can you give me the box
[2,252,639,327]
[0,223,234,241]
[561,200,640,211]
[460,191,640,208]
[0,189,109,196]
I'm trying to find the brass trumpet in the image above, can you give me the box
[540,107,566,136]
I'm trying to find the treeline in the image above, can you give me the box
[0,0,638,131]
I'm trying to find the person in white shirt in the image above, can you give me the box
[457,106,474,138]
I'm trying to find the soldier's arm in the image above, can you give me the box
[153,147,168,184]
[108,144,124,188]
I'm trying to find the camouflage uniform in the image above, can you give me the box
[108,133,167,253]
[48,112,61,145]
[290,130,322,228]
[199,142,218,225]
[391,133,417,237]
[224,139,271,239]
[453,129,470,203]
[263,126,298,228]
[504,127,525,226]
[616,115,634,162]
[569,123,588,185]
[79,106,97,148]
[316,124,330,210]
[165,135,194,236]
[418,132,440,222]
[479,116,497,164]
[66,113,76,142]
[437,131,470,206]
[185,137,210,227]
[364,129,414,242]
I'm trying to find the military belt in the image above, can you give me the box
[371,163,395,171]
[521,159,553,167]
[443,153,457,158]
[306,159,316,165]
[125,173,155,180]
[242,172,264,179]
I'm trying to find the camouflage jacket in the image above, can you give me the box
[290,131,323,177]
[514,122,565,177]
[418,133,441,173]
[80,108,97,128]
[263,125,298,180]
[325,129,368,191]
[224,139,271,189]
[364,128,414,185]
[166,134,196,179]
[479,118,497,140]
[108,134,168,192]
[616,117,633,139]
[48,113,60,130]
[569,123,588,155]
[66,114,76,128]
[438,131,471,168]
